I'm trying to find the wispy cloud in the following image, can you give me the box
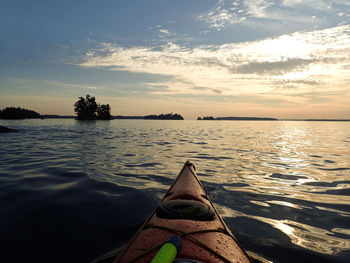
[197,0,350,31]
[42,80,101,90]
[281,0,329,10]
[234,58,315,75]
[12,78,101,92]
[197,0,247,30]
[158,28,175,37]
[79,25,350,103]
[244,0,274,18]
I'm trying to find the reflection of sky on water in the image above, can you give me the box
[225,185,350,205]
[266,200,306,209]
[1,119,349,262]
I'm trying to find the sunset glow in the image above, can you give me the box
[1,1,349,119]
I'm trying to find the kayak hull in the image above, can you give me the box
[114,162,251,263]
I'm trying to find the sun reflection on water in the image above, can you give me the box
[216,204,350,255]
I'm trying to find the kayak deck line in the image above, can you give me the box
[124,225,233,263]
[143,224,234,263]
[114,161,252,263]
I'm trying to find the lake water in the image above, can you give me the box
[0,119,349,263]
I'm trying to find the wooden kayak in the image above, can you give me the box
[113,161,252,263]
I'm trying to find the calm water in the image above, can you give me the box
[0,119,349,263]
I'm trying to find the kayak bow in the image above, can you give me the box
[114,161,251,263]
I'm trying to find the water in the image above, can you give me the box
[0,119,349,263]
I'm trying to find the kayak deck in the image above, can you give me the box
[114,161,251,263]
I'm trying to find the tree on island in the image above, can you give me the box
[201,116,215,120]
[74,95,111,120]
[96,104,112,120]
[144,113,184,120]
[0,107,40,119]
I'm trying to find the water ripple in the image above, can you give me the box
[1,119,350,262]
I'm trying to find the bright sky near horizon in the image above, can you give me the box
[1,0,350,119]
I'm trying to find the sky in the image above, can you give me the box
[1,0,350,119]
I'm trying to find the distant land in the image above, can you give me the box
[115,113,184,120]
[0,107,184,120]
[41,113,184,120]
[1,107,349,121]
[197,116,278,121]
[197,116,350,121]
[113,116,144,119]
[0,107,41,119]
[40,116,350,121]
[3,115,350,121]
[41,115,75,119]
[283,119,350,122]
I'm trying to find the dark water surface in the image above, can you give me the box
[0,119,349,262]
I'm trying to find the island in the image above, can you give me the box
[144,113,184,120]
[74,95,111,120]
[0,107,40,119]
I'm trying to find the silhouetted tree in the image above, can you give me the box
[74,95,111,120]
[0,107,40,119]
[74,95,98,120]
[202,116,215,120]
[97,104,111,120]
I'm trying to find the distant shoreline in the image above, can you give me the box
[39,113,184,120]
[198,116,278,121]
[197,116,350,121]
[280,119,350,122]
[2,115,350,121]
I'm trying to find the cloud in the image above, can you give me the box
[271,79,322,89]
[41,80,101,90]
[234,58,315,75]
[158,28,176,39]
[11,78,101,95]
[281,0,329,10]
[243,0,275,18]
[197,0,350,31]
[197,0,247,30]
[78,25,350,100]
[159,29,173,36]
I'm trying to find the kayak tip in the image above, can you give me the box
[185,160,195,170]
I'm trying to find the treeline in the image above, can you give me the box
[144,113,184,120]
[0,107,40,119]
[112,113,184,120]
[1,95,183,121]
[198,116,215,120]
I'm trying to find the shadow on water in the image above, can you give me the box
[0,168,160,262]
